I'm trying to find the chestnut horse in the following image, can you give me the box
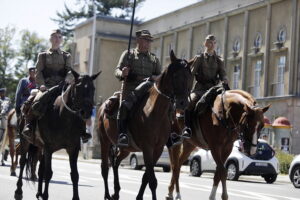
[97,51,193,200]
[166,90,270,200]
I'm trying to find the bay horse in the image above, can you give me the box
[97,50,193,200]
[14,69,101,200]
[0,108,39,178]
[166,90,270,200]
[0,109,20,176]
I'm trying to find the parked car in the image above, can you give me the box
[289,154,300,188]
[121,147,171,172]
[189,139,279,183]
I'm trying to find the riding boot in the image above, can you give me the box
[166,132,183,148]
[117,103,129,147]
[182,109,192,139]
[81,128,92,143]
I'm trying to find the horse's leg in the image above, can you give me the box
[137,148,160,200]
[42,150,53,200]
[111,150,129,200]
[220,146,232,200]
[8,127,16,176]
[100,133,113,200]
[36,155,45,199]
[67,148,80,200]
[14,142,29,200]
[166,144,180,200]
[209,149,222,200]
[174,142,195,200]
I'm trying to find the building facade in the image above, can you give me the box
[73,0,300,154]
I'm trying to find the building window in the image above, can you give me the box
[233,38,241,53]
[278,27,287,43]
[276,56,286,96]
[233,65,240,89]
[254,32,263,48]
[253,60,262,97]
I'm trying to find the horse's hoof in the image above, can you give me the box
[111,194,119,200]
[14,192,23,200]
[165,196,174,200]
[11,171,17,176]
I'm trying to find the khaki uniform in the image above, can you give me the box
[36,48,72,88]
[188,51,227,109]
[115,48,161,98]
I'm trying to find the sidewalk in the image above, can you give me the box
[52,151,290,184]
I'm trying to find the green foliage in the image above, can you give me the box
[275,150,294,174]
[0,26,17,99]
[0,26,47,101]
[52,0,145,40]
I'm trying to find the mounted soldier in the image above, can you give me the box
[15,67,37,118]
[22,29,91,145]
[182,34,229,138]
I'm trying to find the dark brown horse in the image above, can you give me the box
[14,70,100,200]
[166,90,270,200]
[97,50,193,200]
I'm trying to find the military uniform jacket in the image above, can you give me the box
[115,48,161,96]
[191,51,227,92]
[35,48,72,88]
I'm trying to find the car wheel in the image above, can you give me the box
[226,162,239,181]
[163,166,171,172]
[291,165,300,188]
[190,158,202,177]
[263,174,277,184]
[130,155,142,170]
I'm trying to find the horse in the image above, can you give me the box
[166,89,270,200]
[97,50,193,200]
[14,69,101,200]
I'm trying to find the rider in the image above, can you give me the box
[22,29,92,145]
[15,67,37,118]
[182,35,228,138]
[0,87,10,161]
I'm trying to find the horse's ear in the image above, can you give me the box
[91,71,102,80]
[244,104,255,115]
[170,50,177,63]
[262,104,271,113]
[70,68,80,81]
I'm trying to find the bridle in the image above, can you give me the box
[61,84,81,115]
[211,90,259,147]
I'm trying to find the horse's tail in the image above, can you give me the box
[0,128,9,153]
[25,144,39,182]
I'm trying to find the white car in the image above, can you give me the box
[289,154,300,188]
[189,139,279,183]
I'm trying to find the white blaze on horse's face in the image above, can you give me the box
[250,123,259,156]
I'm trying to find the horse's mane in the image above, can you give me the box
[227,89,257,106]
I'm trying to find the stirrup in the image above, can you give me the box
[170,133,183,147]
[182,127,192,139]
[117,134,129,147]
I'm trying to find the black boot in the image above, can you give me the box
[166,132,183,148]
[117,119,129,147]
[81,128,92,143]
[182,109,192,139]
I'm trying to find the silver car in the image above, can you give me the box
[289,154,300,188]
[121,147,171,172]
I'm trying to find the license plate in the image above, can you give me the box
[255,162,268,167]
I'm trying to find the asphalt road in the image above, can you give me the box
[0,156,299,200]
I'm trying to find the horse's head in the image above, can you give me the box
[239,104,270,156]
[70,69,101,119]
[158,50,193,110]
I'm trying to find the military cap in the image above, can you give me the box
[28,66,36,72]
[205,34,216,41]
[0,87,6,92]
[136,29,153,41]
[50,29,62,36]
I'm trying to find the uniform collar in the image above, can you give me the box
[47,48,62,55]
[204,50,216,58]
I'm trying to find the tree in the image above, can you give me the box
[0,26,17,98]
[52,0,145,40]
[14,30,47,79]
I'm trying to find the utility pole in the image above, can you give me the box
[89,0,97,75]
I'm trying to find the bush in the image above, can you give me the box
[275,150,294,174]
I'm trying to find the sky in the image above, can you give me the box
[0,0,200,40]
